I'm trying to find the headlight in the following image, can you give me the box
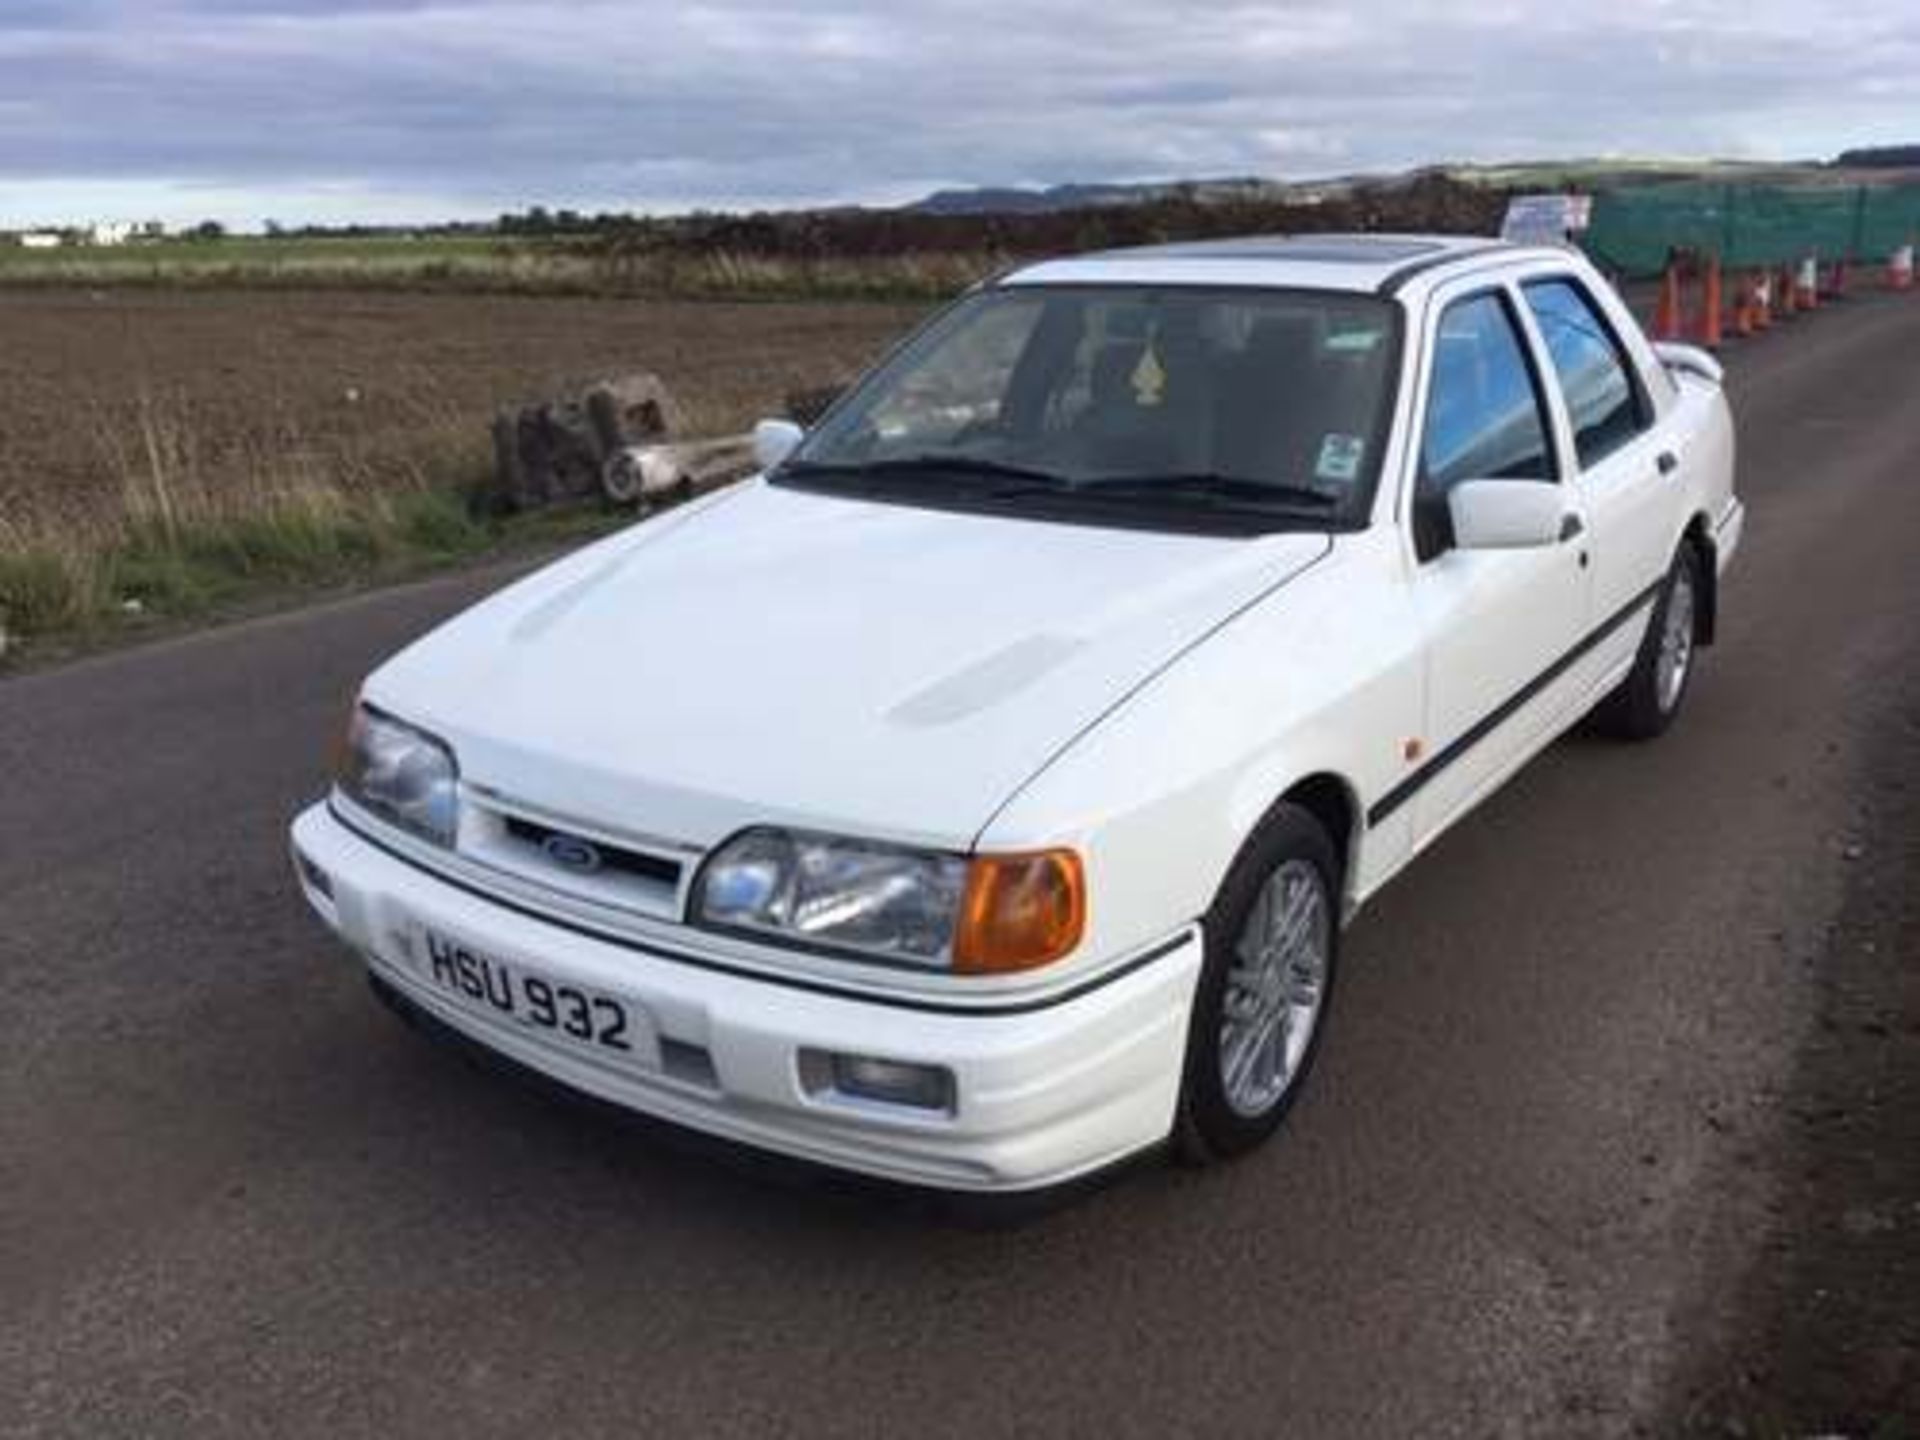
[692,826,1084,974]
[337,704,459,847]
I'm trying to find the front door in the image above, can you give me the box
[1403,286,1591,847]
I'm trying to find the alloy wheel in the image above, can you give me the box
[1219,858,1331,1119]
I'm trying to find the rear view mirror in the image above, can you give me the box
[1448,480,1567,550]
[752,418,805,472]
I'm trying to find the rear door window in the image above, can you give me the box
[1521,278,1650,468]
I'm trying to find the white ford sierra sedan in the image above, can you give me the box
[292,234,1741,1192]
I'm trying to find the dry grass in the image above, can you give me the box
[0,288,924,656]
[0,237,997,302]
[0,385,494,642]
[633,249,998,300]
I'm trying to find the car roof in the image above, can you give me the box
[998,233,1557,297]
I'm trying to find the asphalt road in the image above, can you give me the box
[5,291,1919,1439]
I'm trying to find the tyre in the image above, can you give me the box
[600,448,648,505]
[1593,541,1704,741]
[1176,803,1341,1162]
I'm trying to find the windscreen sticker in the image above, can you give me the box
[1315,433,1365,483]
[1130,345,1166,407]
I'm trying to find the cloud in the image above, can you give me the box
[0,0,1914,226]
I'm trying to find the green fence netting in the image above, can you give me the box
[1585,182,1920,278]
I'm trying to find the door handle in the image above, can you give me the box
[1656,451,1679,476]
[1559,512,1585,542]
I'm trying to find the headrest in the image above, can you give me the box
[1245,312,1325,363]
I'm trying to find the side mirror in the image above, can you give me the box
[752,418,805,472]
[1447,480,1567,550]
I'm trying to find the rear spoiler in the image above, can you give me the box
[1652,341,1724,387]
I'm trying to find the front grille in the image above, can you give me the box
[501,815,685,889]
[451,785,697,923]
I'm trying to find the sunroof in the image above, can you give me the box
[1097,236,1446,264]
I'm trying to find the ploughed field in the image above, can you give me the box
[0,288,922,541]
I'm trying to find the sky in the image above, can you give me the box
[0,0,1915,229]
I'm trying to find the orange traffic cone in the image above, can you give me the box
[1652,259,1683,341]
[1696,254,1724,346]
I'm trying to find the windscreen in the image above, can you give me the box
[781,284,1402,534]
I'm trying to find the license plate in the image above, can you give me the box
[417,929,638,1055]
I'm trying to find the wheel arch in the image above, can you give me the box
[1270,771,1362,905]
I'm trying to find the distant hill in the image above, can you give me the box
[1834,144,1920,169]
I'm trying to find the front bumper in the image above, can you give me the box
[290,803,1201,1191]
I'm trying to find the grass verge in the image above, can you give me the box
[0,486,630,670]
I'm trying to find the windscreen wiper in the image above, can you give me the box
[1071,472,1341,509]
[779,454,1071,487]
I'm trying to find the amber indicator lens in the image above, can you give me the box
[954,850,1086,974]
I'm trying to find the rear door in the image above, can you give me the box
[1518,275,1680,670]
[1399,284,1592,846]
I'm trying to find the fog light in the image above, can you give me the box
[806,1049,954,1113]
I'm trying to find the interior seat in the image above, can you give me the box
[1212,312,1331,484]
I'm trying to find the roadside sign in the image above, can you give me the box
[1501,194,1593,246]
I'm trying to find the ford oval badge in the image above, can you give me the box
[542,832,604,874]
